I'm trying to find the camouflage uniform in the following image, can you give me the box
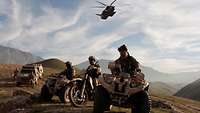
[86,63,101,87]
[115,55,139,75]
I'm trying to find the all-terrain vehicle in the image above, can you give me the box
[40,74,80,103]
[93,62,151,113]
[16,64,43,86]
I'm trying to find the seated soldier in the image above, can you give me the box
[59,61,75,80]
[115,44,139,75]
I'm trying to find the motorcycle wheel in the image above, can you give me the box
[69,85,88,107]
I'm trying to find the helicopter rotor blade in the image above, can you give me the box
[110,0,117,6]
[92,6,105,8]
[96,1,107,6]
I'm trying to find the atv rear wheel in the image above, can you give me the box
[40,85,53,102]
[93,85,111,113]
[129,91,151,113]
[58,86,70,103]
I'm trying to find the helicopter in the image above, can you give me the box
[95,0,117,20]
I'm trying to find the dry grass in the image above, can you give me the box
[0,64,22,79]
[151,108,171,113]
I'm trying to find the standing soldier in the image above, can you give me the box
[60,61,75,80]
[86,56,101,88]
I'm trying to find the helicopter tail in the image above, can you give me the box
[96,14,101,16]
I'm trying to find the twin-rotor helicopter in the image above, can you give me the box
[94,0,118,20]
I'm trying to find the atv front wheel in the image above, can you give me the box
[93,85,111,113]
[129,91,151,113]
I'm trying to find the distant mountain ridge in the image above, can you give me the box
[0,45,43,64]
[150,82,178,96]
[175,78,200,101]
[76,59,200,85]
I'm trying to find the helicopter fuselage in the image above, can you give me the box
[100,6,116,19]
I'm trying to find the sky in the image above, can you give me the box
[0,0,200,73]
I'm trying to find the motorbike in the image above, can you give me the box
[69,73,95,107]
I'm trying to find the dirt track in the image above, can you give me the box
[152,95,200,113]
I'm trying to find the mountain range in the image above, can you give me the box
[0,45,43,64]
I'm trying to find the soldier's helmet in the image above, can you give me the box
[65,61,72,66]
[118,44,128,52]
[88,56,96,62]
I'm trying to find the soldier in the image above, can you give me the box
[59,61,75,80]
[115,44,145,87]
[115,44,139,75]
[86,56,101,88]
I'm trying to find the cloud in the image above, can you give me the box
[0,0,200,73]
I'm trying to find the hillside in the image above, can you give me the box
[76,59,200,85]
[150,82,178,96]
[35,58,84,77]
[0,46,43,64]
[35,58,66,71]
[175,78,200,101]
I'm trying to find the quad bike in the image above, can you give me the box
[69,73,96,107]
[40,74,74,103]
[16,64,43,87]
[93,63,151,113]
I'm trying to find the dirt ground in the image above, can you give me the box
[0,76,200,113]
